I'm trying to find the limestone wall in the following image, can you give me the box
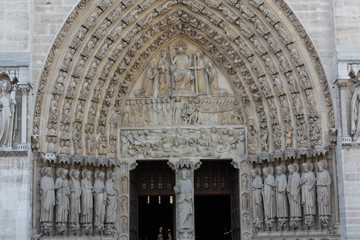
[0,155,32,240]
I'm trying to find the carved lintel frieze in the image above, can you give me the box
[120,127,245,160]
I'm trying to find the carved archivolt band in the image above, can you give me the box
[32,0,335,161]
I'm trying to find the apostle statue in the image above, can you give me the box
[69,169,81,230]
[316,161,331,226]
[300,162,316,226]
[55,168,70,232]
[275,165,288,228]
[287,163,301,226]
[172,46,192,90]
[206,61,227,96]
[0,79,16,148]
[94,171,106,232]
[105,171,118,232]
[251,168,263,229]
[81,170,93,232]
[40,167,55,234]
[174,169,194,231]
[158,50,170,96]
[263,167,276,228]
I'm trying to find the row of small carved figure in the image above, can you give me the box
[39,167,126,236]
[250,161,331,230]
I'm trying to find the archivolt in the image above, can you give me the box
[33,0,335,162]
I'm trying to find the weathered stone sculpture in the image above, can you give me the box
[206,61,227,96]
[263,167,276,229]
[192,52,207,95]
[350,81,360,140]
[105,171,117,234]
[251,168,263,230]
[172,46,192,91]
[94,171,106,233]
[174,169,194,232]
[300,162,316,227]
[287,163,301,229]
[275,165,288,229]
[69,169,81,232]
[158,50,170,96]
[40,167,55,235]
[81,170,93,234]
[0,79,16,148]
[316,161,331,227]
[55,168,70,233]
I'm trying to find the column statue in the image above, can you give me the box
[40,167,55,235]
[0,79,16,148]
[275,165,288,228]
[174,169,194,231]
[287,164,301,228]
[300,162,316,227]
[69,169,81,232]
[350,80,360,140]
[105,171,118,234]
[251,168,263,230]
[81,170,93,234]
[263,167,276,229]
[316,161,331,227]
[55,168,70,233]
[94,171,106,233]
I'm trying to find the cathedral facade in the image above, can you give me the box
[0,0,359,239]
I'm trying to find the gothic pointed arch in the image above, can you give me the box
[33,0,335,161]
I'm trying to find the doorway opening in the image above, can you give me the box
[133,161,176,240]
[195,195,231,240]
[138,195,174,240]
[194,160,240,240]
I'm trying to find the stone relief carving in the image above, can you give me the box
[94,171,106,233]
[69,169,81,232]
[81,170,93,234]
[251,168,263,230]
[263,167,276,229]
[120,127,245,159]
[287,163,301,229]
[275,165,288,229]
[300,162,316,227]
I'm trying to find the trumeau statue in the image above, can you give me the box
[40,167,55,233]
[55,168,70,232]
[105,172,117,224]
[0,79,16,148]
[263,167,276,228]
[81,170,93,226]
[300,162,316,226]
[287,164,301,222]
[94,171,106,232]
[251,168,263,229]
[174,169,194,231]
[69,169,81,229]
[316,161,331,226]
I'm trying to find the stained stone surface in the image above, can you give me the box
[0,0,360,240]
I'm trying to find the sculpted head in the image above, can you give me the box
[178,46,184,54]
[262,167,269,176]
[317,162,325,172]
[302,163,310,172]
[181,169,189,180]
[61,169,68,179]
[86,171,92,180]
[288,164,295,174]
[45,167,52,177]
[276,166,285,175]
[73,170,80,180]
